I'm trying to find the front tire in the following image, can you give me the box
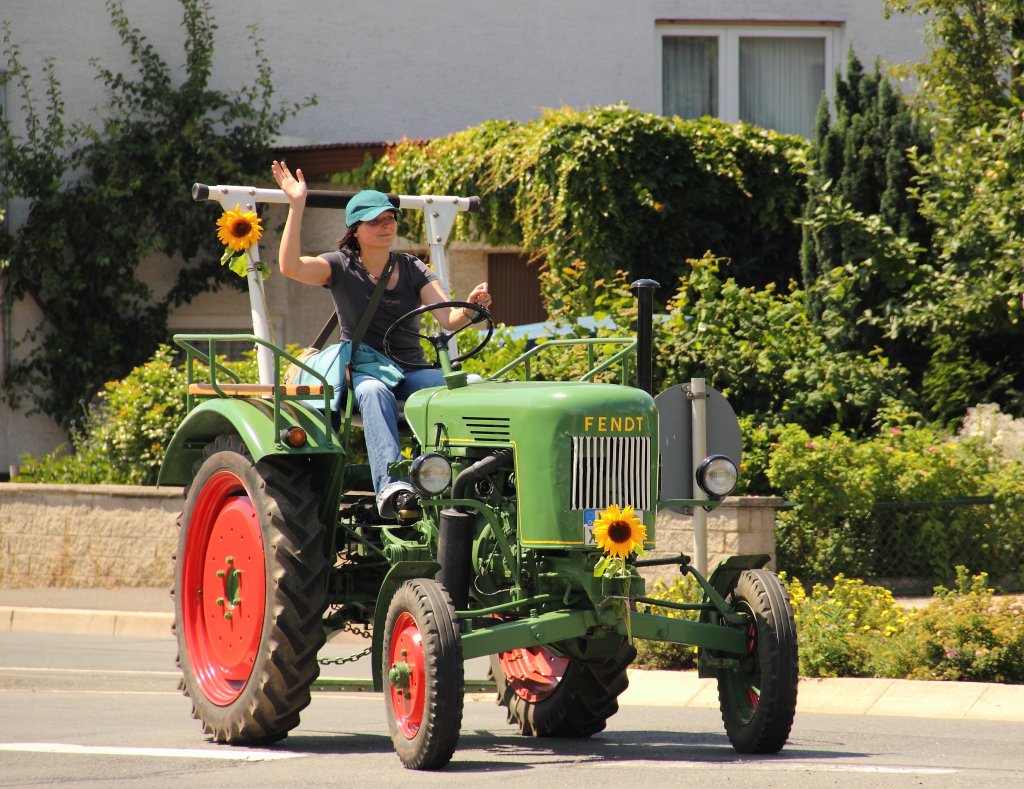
[383,578,464,770]
[174,435,328,743]
[716,569,798,754]
[490,641,635,737]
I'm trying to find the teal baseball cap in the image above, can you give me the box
[345,189,400,228]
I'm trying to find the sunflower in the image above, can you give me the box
[216,204,263,252]
[591,504,646,558]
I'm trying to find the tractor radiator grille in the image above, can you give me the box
[570,436,651,511]
[461,416,511,441]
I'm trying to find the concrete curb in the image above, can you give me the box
[4,603,1023,722]
[1,606,174,639]
[621,669,1024,721]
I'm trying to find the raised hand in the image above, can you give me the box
[271,160,307,206]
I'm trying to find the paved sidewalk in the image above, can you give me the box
[3,586,1023,722]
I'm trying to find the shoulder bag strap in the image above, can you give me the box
[344,252,397,390]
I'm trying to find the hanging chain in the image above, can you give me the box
[319,621,373,666]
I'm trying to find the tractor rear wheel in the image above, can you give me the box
[383,578,464,770]
[716,569,798,754]
[490,640,635,737]
[173,434,328,744]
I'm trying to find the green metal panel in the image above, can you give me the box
[625,611,747,653]
[459,609,599,660]
[157,397,341,486]
[404,380,659,549]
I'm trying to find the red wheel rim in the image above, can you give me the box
[181,470,267,706]
[388,611,426,739]
[498,646,569,703]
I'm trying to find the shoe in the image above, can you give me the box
[392,490,421,519]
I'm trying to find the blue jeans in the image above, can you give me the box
[353,367,445,515]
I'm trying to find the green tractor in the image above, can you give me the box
[160,183,798,770]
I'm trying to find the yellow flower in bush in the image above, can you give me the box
[216,204,263,251]
[592,504,646,558]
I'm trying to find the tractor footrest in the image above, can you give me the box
[187,382,327,397]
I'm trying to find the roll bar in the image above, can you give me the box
[193,181,481,385]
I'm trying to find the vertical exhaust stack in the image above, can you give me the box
[437,448,513,610]
[631,279,660,395]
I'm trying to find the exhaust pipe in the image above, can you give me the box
[436,448,513,609]
[631,278,659,395]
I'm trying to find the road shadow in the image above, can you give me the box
[272,727,862,773]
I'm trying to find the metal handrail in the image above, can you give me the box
[173,333,335,447]
[487,336,636,383]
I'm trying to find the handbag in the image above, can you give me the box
[287,253,400,410]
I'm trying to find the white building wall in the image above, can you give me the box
[0,0,927,470]
[1,1,927,144]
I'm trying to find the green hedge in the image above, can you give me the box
[349,103,809,309]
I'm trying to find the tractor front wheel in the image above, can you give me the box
[173,435,328,744]
[490,640,635,737]
[383,578,464,770]
[716,569,798,754]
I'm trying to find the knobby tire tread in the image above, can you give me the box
[174,435,329,745]
[385,579,464,770]
[492,642,636,738]
[717,569,798,754]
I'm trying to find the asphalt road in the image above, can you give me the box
[1,632,1022,788]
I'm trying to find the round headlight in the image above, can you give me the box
[695,454,738,499]
[410,453,452,496]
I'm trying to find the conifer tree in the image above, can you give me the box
[800,49,931,342]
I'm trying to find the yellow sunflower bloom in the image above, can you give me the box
[591,504,646,558]
[216,204,263,252]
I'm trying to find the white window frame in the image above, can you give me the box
[659,21,845,133]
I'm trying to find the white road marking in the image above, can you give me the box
[589,760,957,775]
[0,742,304,761]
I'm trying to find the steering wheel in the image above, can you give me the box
[382,300,494,370]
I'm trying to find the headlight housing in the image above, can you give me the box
[410,453,452,496]
[695,454,738,499]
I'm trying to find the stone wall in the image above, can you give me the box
[0,484,780,589]
[0,484,182,588]
[641,497,783,587]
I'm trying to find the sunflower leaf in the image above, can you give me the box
[593,554,611,578]
[227,253,249,278]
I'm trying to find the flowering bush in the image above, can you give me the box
[959,403,1024,463]
[636,568,1023,684]
[899,568,1024,683]
[781,573,909,678]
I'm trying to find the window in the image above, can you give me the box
[661,23,842,138]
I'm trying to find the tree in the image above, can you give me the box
[883,1,1024,421]
[799,48,932,358]
[884,0,1024,133]
[0,0,313,423]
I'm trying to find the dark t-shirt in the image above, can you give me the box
[322,249,438,366]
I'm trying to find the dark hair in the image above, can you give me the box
[338,224,360,252]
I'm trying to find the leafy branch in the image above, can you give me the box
[0,0,314,424]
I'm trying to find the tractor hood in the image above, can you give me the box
[404,380,658,548]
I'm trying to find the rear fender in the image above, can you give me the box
[158,397,340,486]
